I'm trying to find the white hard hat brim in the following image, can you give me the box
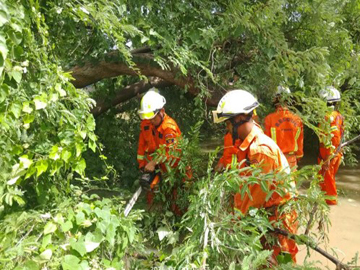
[212,110,230,123]
[138,110,157,120]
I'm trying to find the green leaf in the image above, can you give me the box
[36,160,48,177]
[74,158,86,175]
[22,101,33,113]
[61,220,73,232]
[86,115,95,131]
[0,10,9,27]
[75,211,85,225]
[106,223,116,247]
[84,231,102,252]
[61,255,80,270]
[9,70,22,83]
[23,114,35,124]
[39,249,52,260]
[10,102,22,118]
[156,227,170,241]
[44,221,57,235]
[88,139,96,152]
[49,145,60,160]
[19,155,33,169]
[34,96,47,110]
[41,234,52,249]
[71,238,87,257]
[0,35,8,63]
[15,260,39,270]
[61,149,72,163]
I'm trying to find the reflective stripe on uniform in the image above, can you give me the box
[137,154,145,160]
[231,154,238,168]
[293,127,301,152]
[271,127,277,143]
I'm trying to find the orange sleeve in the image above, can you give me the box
[137,130,146,168]
[264,115,271,138]
[159,127,181,168]
[234,151,276,214]
[218,133,234,166]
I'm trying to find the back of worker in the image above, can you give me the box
[264,86,303,168]
[318,86,344,205]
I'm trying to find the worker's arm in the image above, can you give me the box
[144,127,180,172]
[137,130,146,169]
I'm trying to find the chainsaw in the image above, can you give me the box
[123,171,161,217]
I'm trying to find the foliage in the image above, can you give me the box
[1,0,360,269]
[0,0,97,212]
[0,189,143,269]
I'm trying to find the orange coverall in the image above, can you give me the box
[234,125,298,262]
[217,122,263,169]
[264,106,303,168]
[151,113,186,215]
[318,110,344,205]
[137,120,156,169]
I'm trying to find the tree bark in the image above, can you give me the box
[92,77,172,116]
[70,51,224,112]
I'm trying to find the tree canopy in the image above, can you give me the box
[1,0,360,269]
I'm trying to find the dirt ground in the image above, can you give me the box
[298,164,360,269]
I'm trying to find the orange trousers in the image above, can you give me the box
[318,154,342,205]
[268,209,298,263]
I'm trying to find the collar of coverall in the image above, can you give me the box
[155,112,169,130]
[238,125,262,152]
[275,105,288,112]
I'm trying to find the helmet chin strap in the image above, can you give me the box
[154,109,164,127]
[229,113,253,142]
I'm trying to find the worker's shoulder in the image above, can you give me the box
[162,116,180,131]
[249,133,279,160]
[264,111,278,121]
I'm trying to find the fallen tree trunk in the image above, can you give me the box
[91,77,172,116]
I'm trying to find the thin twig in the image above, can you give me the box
[304,203,318,236]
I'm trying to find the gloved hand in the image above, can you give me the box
[140,171,155,190]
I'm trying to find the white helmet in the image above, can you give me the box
[212,90,259,123]
[138,88,166,120]
[275,85,291,95]
[319,86,341,103]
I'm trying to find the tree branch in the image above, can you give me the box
[92,77,172,117]
[70,50,228,111]
[274,228,349,270]
[70,51,199,96]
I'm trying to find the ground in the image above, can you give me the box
[298,163,360,268]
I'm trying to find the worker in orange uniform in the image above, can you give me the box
[318,86,344,205]
[212,89,298,263]
[138,89,185,214]
[216,114,262,172]
[264,86,303,169]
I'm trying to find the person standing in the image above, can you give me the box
[212,89,298,263]
[318,86,344,205]
[264,86,303,169]
[138,89,185,214]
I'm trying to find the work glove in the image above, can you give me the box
[140,171,156,190]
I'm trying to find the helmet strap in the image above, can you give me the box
[229,112,253,142]
[154,109,164,127]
